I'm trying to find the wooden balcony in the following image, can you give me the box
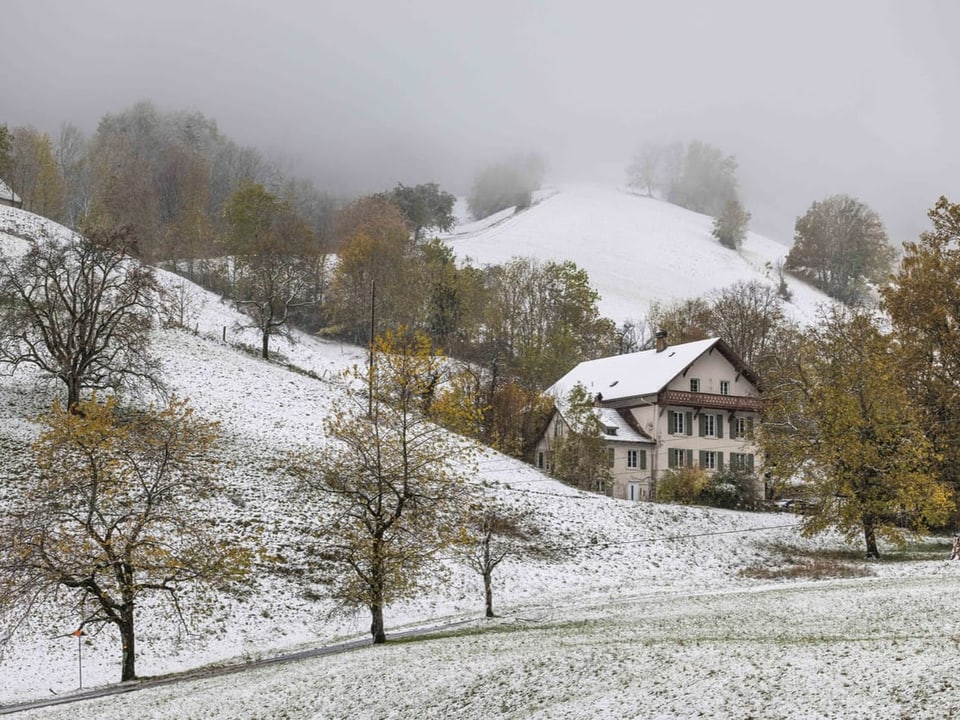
[659,389,764,413]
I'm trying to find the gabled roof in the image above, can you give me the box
[597,407,653,443]
[548,337,758,403]
[0,179,21,205]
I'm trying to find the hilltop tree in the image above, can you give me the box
[760,306,952,557]
[467,153,546,220]
[0,226,163,411]
[672,141,739,216]
[295,329,480,644]
[0,396,251,682]
[785,194,895,305]
[380,182,456,240]
[712,198,751,250]
[881,196,960,516]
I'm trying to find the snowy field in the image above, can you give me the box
[13,567,960,720]
[1,204,956,719]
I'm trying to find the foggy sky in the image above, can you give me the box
[3,0,959,245]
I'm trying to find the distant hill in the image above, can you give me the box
[442,183,831,325]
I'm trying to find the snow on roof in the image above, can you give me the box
[0,178,21,204]
[549,337,721,403]
[597,407,652,443]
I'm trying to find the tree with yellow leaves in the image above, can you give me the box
[0,396,251,682]
[296,328,479,643]
[760,306,953,557]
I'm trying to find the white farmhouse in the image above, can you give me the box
[535,333,764,501]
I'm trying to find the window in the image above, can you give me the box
[701,451,717,470]
[690,378,700,392]
[730,452,755,470]
[671,411,684,435]
[720,380,730,395]
[703,414,716,437]
[734,417,752,439]
[627,449,638,468]
[669,448,688,468]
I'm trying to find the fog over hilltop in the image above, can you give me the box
[3,0,959,245]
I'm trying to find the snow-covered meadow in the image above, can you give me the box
[1,199,957,719]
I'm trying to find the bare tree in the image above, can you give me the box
[0,226,164,411]
[461,504,552,618]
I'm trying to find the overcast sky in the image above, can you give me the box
[3,0,959,243]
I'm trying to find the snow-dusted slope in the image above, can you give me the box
[2,207,955,720]
[444,184,830,325]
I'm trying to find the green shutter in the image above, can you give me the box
[698,450,707,468]
[746,454,754,471]
[718,452,724,470]
[639,449,647,470]
[685,412,693,436]
[717,415,723,438]
[686,449,694,467]
[668,449,677,468]
[746,418,755,438]
[699,414,706,437]
[668,410,676,434]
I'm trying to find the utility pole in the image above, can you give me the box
[367,279,376,419]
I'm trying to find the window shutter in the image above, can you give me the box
[746,454,754,471]
[717,415,723,438]
[699,414,706,437]
[699,450,706,468]
[718,452,724,470]
[746,418,755,438]
[668,411,676,434]
[685,412,693,436]
[686,449,694,467]
[668,449,677,468]
[639,449,647,470]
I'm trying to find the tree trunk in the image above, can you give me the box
[862,516,880,559]
[119,604,136,681]
[66,376,81,413]
[370,604,386,644]
[261,329,269,360]
[484,570,494,618]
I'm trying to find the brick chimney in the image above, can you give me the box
[655,330,668,353]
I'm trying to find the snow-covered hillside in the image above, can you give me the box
[0,206,956,719]
[444,184,831,325]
